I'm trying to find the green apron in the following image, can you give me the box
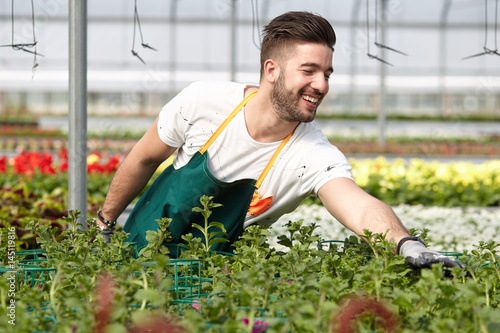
[123,91,292,255]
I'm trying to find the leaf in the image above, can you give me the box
[159,246,170,255]
[209,222,226,233]
[204,209,212,220]
[210,203,223,209]
[103,323,128,333]
[341,269,353,280]
[209,231,227,239]
[138,247,152,258]
[487,323,500,333]
[133,289,159,303]
[191,223,205,233]
[209,238,229,247]
[277,235,293,248]
[192,207,203,213]
[392,291,416,310]
[145,230,159,243]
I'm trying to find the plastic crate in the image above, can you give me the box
[132,258,205,301]
[438,251,465,259]
[0,249,56,288]
[21,266,56,287]
[16,249,48,261]
[317,240,345,254]
[167,258,204,300]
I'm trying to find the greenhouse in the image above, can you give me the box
[1,1,500,332]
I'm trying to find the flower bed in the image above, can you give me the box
[1,146,499,332]
[1,150,498,249]
[1,150,499,207]
[349,156,500,207]
[270,203,500,253]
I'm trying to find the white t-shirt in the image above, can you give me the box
[158,80,354,227]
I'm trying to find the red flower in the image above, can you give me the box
[12,151,32,175]
[39,154,56,174]
[59,161,68,172]
[10,151,56,175]
[87,154,121,174]
[58,149,69,172]
[0,156,7,173]
[4,149,124,175]
[58,149,68,161]
[105,154,121,173]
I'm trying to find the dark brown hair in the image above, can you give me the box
[260,11,336,78]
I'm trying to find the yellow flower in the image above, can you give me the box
[348,156,500,204]
[87,153,100,165]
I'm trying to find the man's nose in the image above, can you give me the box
[311,73,328,94]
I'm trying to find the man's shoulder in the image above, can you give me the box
[186,80,247,93]
[174,80,254,120]
[292,122,346,158]
[294,121,329,146]
[181,80,247,105]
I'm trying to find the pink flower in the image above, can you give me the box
[192,299,200,311]
[242,318,268,332]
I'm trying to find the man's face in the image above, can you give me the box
[270,43,333,123]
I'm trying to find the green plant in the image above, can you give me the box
[138,217,173,260]
[1,203,500,332]
[187,195,228,256]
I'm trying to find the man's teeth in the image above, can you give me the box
[302,95,318,103]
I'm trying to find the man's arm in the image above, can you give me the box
[318,177,465,269]
[98,116,177,224]
[317,177,411,246]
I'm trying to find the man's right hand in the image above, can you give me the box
[99,228,113,243]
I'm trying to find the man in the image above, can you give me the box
[95,11,463,269]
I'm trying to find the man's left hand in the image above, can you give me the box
[399,238,465,269]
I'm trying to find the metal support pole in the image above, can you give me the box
[68,0,88,228]
[169,0,177,99]
[348,0,362,113]
[377,0,387,145]
[439,0,452,117]
[230,0,237,82]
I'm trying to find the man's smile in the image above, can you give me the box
[302,94,319,104]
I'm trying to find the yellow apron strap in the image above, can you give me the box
[198,89,293,189]
[199,91,258,155]
[255,131,293,189]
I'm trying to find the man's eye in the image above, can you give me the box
[303,70,313,75]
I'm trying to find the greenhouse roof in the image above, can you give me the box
[0,0,499,91]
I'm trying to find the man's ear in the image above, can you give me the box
[263,59,280,84]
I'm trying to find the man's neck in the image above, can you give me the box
[243,87,299,143]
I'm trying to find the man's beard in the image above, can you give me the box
[270,72,318,123]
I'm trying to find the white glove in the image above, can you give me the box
[398,237,465,269]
